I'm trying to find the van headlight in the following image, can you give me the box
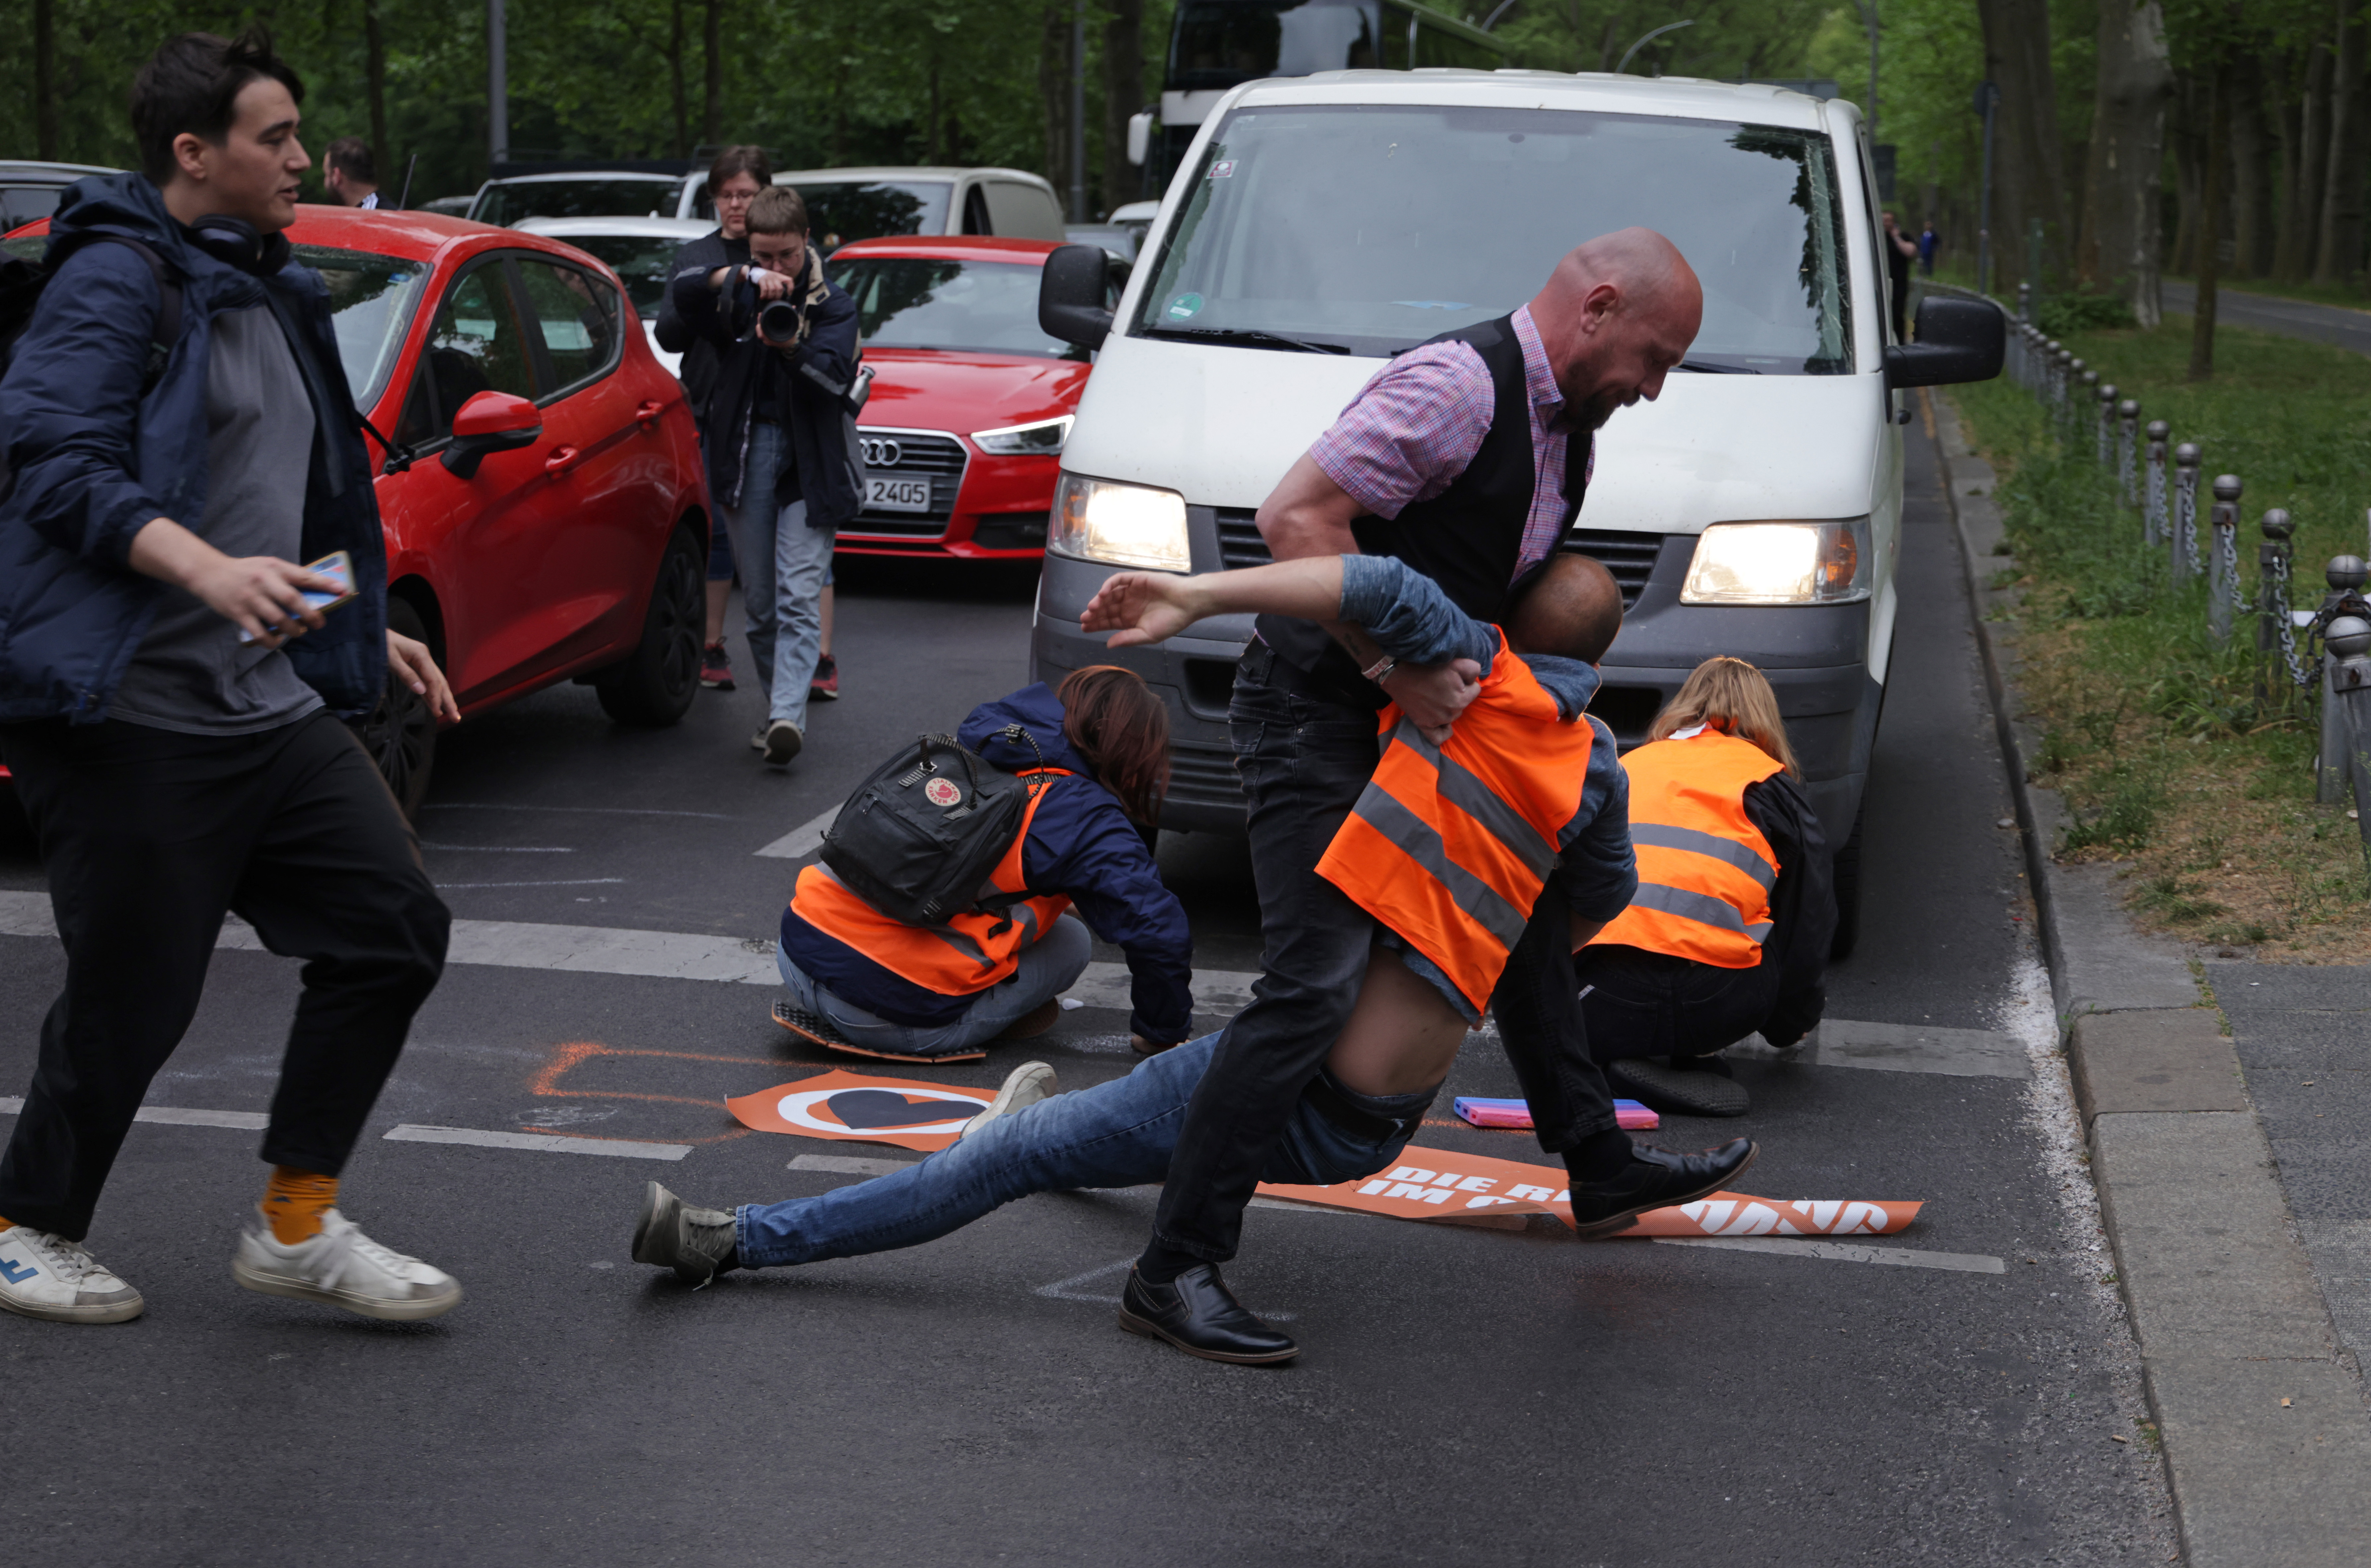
[970,416,1073,455]
[1680,518,1871,605]
[1049,473,1190,572]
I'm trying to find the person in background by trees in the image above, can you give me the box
[1919,218,1939,276]
[323,135,378,208]
[1882,210,1916,339]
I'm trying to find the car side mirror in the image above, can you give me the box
[1883,296,2005,390]
[1040,244,1115,351]
[1126,110,1154,167]
[442,390,542,479]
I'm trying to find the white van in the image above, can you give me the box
[1030,69,2000,940]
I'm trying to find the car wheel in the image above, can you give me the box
[596,524,704,727]
[1829,799,1865,963]
[357,598,439,820]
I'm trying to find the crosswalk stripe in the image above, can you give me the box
[754,807,839,859]
[382,1125,691,1160]
[1653,1236,2008,1274]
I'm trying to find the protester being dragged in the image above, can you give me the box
[664,176,860,763]
[1577,657,1833,1118]
[772,666,1192,1065]
[635,554,1754,1369]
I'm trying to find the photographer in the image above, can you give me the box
[665,183,859,765]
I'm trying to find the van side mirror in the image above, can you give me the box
[1127,110,1154,167]
[443,390,542,479]
[1040,244,1115,351]
[1884,297,2005,390]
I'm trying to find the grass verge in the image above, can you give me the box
[1950,314,2371,960]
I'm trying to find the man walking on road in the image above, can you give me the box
[1126,230,1752,1358]
[0,30,462,1325]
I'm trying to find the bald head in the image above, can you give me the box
[1529,227,1704,432]
[1507,552,1623,665]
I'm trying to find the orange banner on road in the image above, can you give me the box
[1256,1145,1921,1238]
[726,1069,992,1152]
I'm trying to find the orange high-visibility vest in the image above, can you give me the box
[787,770,1073,997]
[1317,640,1595,1017]
[1590,731,1785,968]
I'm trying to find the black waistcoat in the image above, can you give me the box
[1255,314,1588,707]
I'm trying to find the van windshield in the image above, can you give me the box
[1132,104,1852,372]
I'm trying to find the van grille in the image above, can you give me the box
[1162,738,1243,810]
[1214,509,1269,568]
[1561,529,1665,608]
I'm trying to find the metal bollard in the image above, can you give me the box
[2257,509,2296,708]
[2321,556,2371,802]
[2053,346,2071,417]
[2208,475,2243,643]
[2097,382,2117,465]
[2019,281,2033,325]
[2326,614,2371,882]
[2118,401,2140,506]
[2144,421,2170,544]
[2172,444,2202,578]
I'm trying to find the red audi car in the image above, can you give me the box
[4,206,710,814]
[826,236,1110,559]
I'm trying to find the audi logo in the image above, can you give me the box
[859,437,903,468]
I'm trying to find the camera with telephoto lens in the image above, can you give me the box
[757,299,803,347]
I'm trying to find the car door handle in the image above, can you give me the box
[634,400,664,424]
[544,445,582,474]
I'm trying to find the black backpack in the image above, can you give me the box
[820,727,1063,926]
[0,236,182,504]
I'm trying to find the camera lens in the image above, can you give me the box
[758,301,800,346]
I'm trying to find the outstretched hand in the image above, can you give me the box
[1081,572,1206,648]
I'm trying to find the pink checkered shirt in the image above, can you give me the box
[1307,306,1591,580]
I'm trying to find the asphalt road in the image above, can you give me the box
[0,421,2178,1564]
[2162,280,2371,356]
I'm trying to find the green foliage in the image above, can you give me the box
[2133,873,2226,924]
[2036,288,2139,336]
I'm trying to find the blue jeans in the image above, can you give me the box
[735,1030,1433,1267]
[776,913,1093,1059]
[713,421,833,730]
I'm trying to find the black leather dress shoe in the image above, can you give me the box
[1566,1138,1758,1238]
[1118,1264,1298,1364]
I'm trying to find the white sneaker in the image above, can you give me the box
[963,1060,1059,1138]
[232,1209,462,1322]
[0,1225,144,1324]
[761,719,803,765]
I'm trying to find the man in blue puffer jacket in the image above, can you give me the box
[778,670,1194,1062]
[0,30,466,1329]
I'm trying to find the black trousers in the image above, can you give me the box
[1575,943,1781,1062]
[0,712,450,1241]
[1152,647,1619,1263]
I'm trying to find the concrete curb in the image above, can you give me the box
[1931,391,2371,1566]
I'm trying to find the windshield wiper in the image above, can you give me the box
[1142,326,1352,355]
[1678,358,1762,374]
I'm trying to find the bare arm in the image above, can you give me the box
[1081,557,1348,646]
[128,516,339,648]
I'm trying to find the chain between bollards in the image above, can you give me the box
[2173,445,2202,579]
[2209,475,2243,644]
[2256,509,2299,709]
[2117,400,2139,506]
[2144,421,2169,546]
[2325,614,2371,886]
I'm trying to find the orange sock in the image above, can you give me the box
[261,1167,339,1245]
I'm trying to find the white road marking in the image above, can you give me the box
[435,879,630,890]
[0,1096,265,1130]
[1652,1236,2008,1274]
[1066,963,1260,1016]
[789,1153,915,1176]
[754,807,839,860]
[382,1125,691,1160]
[418,843,577,853]
[424,802,732,819]
[1034,1257,1295,1320]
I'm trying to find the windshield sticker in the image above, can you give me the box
[1165,293,1205,321]
[1207,159,1237,179]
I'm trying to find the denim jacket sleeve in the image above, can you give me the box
[0,243,175,569]
[1557,716,1637,921]
[1336,554,1498,667]
[1022,779,1196,1044]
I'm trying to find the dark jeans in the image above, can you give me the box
[0,712,450,1240]
[1151,644,1619,1263]
[1575,943,1781,1062]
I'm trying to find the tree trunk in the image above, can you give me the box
[1101,0,1144,215]
[2230,55,2276,278]
[2171,69,2203,275]
[702,0,723,147]
[2315,5,2367,283]
[1040,4,1070,196]
[2077,0,2172,324]
[34,0,56,161]
[669,0,688,158]
[1977,0,2073,294]
[2280,42,2332,281]
[2191,66,2229,380]
[925,50,943,164]
[364,0,389,180]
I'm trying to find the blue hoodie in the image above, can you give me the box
[0,173,388,723]
[780,683,1195,1042]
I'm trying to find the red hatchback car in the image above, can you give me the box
[826,236,1107,559]
[5,206,710,813]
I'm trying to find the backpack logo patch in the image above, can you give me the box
[924,778,963,808]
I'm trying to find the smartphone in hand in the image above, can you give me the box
[237,550,357,645]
